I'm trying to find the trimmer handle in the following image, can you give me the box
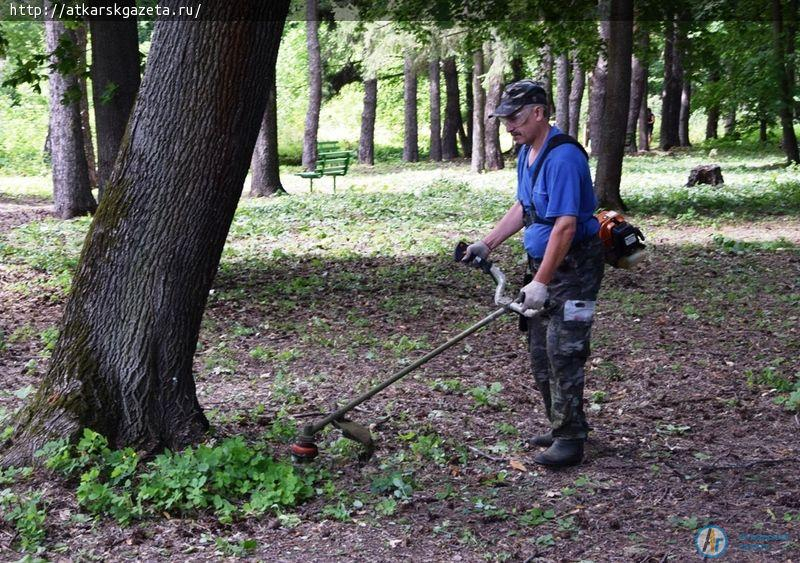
[454,241,493,275]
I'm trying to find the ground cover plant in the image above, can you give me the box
[1,145,799,560]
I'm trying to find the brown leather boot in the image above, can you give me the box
[533,439,584,467]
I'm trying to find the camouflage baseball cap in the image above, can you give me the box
[489,80,548,118]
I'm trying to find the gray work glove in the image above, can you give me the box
[520,279,548,311]
[462,240,490,263]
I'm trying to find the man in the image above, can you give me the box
[463,80,604,467]
[646,107,655,147]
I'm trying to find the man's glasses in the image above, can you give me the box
[499,106,533,127]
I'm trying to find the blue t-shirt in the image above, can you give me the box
[516,126,600,259]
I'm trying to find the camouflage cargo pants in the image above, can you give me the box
[527,237,605,440]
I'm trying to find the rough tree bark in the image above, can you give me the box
[679,79,691,147]
[3,2,290,466]
[75,25,97,188]
[302,0,321,171]
[626,30,648,153]
[45,9,97,219]
[484,43,503,171]
[358,78,377,165]
[594,0,633,211]
[568,54,585,140]
[588,19,610,155]
[470,49,485,173]
[465,64,473,156]
[429,58,442,162]
[555,52,570,134]
[660,16,683,150]
[723,108,736,137]
[705,69,719,140]
[537,45,555,116]
[403,52,419,162]
[250,70,285,196]
[441,56,461,160]
[89,1,140,200]
[772,0,800,163]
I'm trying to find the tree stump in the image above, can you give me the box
[686,164,724,187]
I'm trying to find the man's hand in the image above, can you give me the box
[520,280,548,311]
[462,240,490,263]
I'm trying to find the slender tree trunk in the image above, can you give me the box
[679,79,691,146]
[358,78,377,165]
[537,45,555,115]
[44,11,97,219]
[75,25,97,188]
[626,31,648,153]
[302,0,321,171]
[484,43,503,171]
[429,58,442,162]
[89,1,141,201]
[723,108,736,137]
[595,0,633,211]
[250,72,285,196]
[465,64,473,155]
[470,49,485,173]
[568,54,585,140]
[773,0,800,163]
[403,52,419,162]
[441,56,461,160]
[4,2,290,467]
[511,55,524,82]
[588,19,610,155]
[638,102,650,151]
[555,52,570,133]
[660,16,683,150]
[759,116,769,143]
[705,69,720,140]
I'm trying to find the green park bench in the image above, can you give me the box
[317,141,340,154]
[296,150,351,193]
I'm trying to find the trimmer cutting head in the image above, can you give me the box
[290,426,319,463]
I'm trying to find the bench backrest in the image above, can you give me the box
[317,141,340,154]
[318,150,350,175]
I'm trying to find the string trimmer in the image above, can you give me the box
[289,242,543,462]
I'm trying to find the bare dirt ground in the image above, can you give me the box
[1,207,798,562]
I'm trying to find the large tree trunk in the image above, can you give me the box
[402,52,419,162]
[588,19,610,156]
[555,52,570,133]
[568,54,585,140]
[302,0,321,171]
[626,31,648,153]
[679,78,691,146]
[773,0,800,163]
[705,69,720,140]
[441,56,461,160]
[660,17,683,150]
[75,25,97,189]
[594,0,633,211]
[470,49,485,173]
[537,45,555,115]
[358,78,377,165]
[250,71,285,196]
[429,58,442,162]
[4,3,290,466]
[484,43,504,171]
[45,10,97,219]
[723,108,736,137]
[89,2,140,200]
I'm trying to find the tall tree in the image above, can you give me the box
[772,0,800,163]
[555,52,570,133]
[470,49,485,173]
[537,44,555,116]
[302,0,321,171]
[75,25,97,188]
[723,107,736,137]
[484,41,504,171]
[625,30,648,153]
[358,77,377,165]
[568,54,585,140]
[704,69,720,139]
[659,16,684,150]
[44,11,97,219]
[441,56,461,160]
[3,2,290,466]
[89,1,141,200]
[464,63,473,155]
[402,50,419,162]
[679,79,691,146]
[429,57,442,161]
[594,0,633,211]
[250,71,285,196]
[588,19,610,155]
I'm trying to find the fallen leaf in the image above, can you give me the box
[509,458,528,472]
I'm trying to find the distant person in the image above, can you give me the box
[646,108,655,146]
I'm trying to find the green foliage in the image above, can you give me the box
[468,382,503,408]
[370,471,415,500]
[0,488,47,553]
[37,429,314,525]
[215,537,258,558]
[519,507,556,527]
